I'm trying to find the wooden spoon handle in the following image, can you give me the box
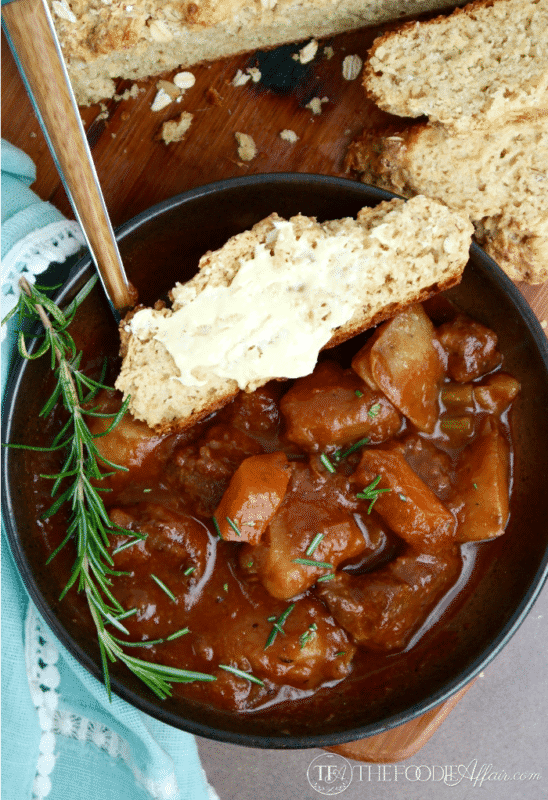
[2,0,135,313]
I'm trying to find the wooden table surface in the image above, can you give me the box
[2,16,547,762]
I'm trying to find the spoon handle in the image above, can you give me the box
[2,0,135,315]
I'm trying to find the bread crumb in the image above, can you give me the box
[323,46,335,59]
[52,0,76,23]
[173,71,196,90]
[342,54,363,81]
[280,129,299,143]
[157,79,181,100]
[305,96,328,115]
[29,131,37,138]
[247,67,262,83]
[541,319,547,329]
[151,88,173,111]
[114,83,140,102]
[232,69,251,87]
[235,132,257,161]
[95,102,109,122]
[298,39,318,64]
[161,111,194,144]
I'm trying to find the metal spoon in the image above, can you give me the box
[2,0,135,319]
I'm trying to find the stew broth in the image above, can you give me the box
[20,295,520,729]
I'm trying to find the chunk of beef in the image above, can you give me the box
[169,424,263,516]
[280,361,401,452]
[316,549,461,651]
[437,314,502,382]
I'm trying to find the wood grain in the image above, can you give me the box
[2,0,133,310]
[1,15,546,761]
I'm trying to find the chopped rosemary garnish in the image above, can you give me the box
[320,453,336,473]
[473,482,478,490]
[265,603,295,649]
[368,403,381,418]
[356,474,391,513]
[223,583,229,592]
[151,574,177,602]
[305,533,324,556]
[4,277,216,699]
[246,560,254,568]
[183,566,195,576]
[333,437,370,462]
[292,558,333,569]
[143,488,152,493]
[218,664,265,686]
[316,573,335,582]
[355,389,364,398]
[335,651,346,657]
[299,622,318,649]
[212,516,223,539]
[166,627,190,641]
[226,516,241,536]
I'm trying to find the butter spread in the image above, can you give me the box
[128,219,377,389]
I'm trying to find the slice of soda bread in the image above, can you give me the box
[115,196,473,432]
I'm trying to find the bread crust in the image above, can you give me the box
[346,115,548,284]
[116,198,473,433]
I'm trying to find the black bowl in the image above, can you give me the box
[3,174,548,748]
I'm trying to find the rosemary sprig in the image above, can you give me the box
[5,278,215,699]
[356,474,391,513]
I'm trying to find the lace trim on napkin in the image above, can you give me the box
[1,220,84,320]
[24,605,182,800]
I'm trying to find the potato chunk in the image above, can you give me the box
[316,549,461,651]
[473,373,520,415]
[352,449,456,552]
[240,463,367,599]
[89,390,173,485]
[352,305,443,432]
[437,314,502,382]
[451,417,510,542]
[280,360,401,451]
[213,452,292,544]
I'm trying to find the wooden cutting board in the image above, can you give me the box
[2,17,546,763]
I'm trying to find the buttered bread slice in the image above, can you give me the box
[116,196,473,432]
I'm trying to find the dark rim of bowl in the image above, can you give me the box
[2,173,548,749]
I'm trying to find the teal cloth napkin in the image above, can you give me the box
[1,140,217,800]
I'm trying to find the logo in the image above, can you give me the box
[307,753,353,795]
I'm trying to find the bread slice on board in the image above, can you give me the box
[115,196,473,432]
[364,0,548,133]
[49,0,463,105]
[346,114,548,284]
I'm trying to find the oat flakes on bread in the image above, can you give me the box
[115,196,473,433]
[49,0,463,105]
[364,0,548,133]
[347,114,548,284]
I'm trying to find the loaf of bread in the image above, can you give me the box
[115,196,473,432]
[49,0,463,105]
[348,0,548,284]
[347,115,548,283]
[364,0,548,133]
